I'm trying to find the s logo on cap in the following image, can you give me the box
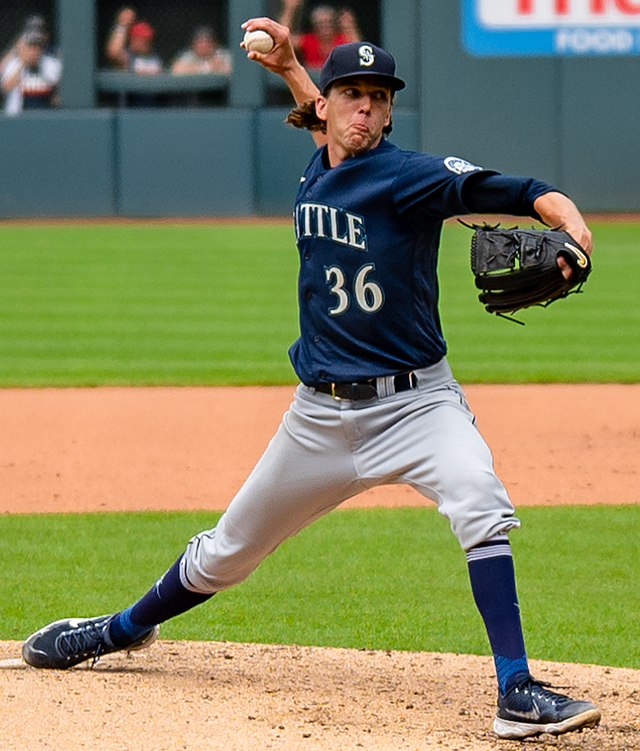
[359,44,375,67]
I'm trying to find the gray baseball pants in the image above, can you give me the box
[180,357,519,594]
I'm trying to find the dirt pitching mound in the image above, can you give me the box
[1,640,638,751]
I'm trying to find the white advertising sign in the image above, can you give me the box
[463,0,640,55]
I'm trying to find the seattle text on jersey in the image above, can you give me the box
[294,202,368,252]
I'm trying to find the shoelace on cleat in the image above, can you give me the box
[511,677,575,708]
[57,619,110,666]
[531,684,574,707]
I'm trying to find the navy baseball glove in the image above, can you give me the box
[467,224,592,321]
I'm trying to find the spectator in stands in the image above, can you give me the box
[278,0,362,68]
[1,29,62,116]
[1,14,54,78]
[336,7,361,44]
[105,7,163,75]
[171,26,232,75]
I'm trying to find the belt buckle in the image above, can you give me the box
[330,382,351,401]
[330,382,377,401]
[352,383,377,400]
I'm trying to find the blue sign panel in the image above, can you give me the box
[462,0,640,56]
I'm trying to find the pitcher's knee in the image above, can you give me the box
[181,525,270,594]
[438,475,520,551]
[449,509,521,551]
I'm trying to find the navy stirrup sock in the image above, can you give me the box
[108,556,213,647]
[466,536,530,694]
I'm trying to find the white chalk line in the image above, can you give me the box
[0,658,26,669]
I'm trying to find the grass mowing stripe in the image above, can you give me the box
[0,224,299,385]
[0,222,638,384]
[1,506,637,668]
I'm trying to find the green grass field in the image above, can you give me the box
[1,506,638,668]
[0,220,638,385]
[0,220,637,669]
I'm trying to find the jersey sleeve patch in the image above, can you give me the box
[444,156,483,175]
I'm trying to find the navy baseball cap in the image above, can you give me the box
[319,42,406,95]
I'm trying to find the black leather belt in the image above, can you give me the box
[312,372,417,401]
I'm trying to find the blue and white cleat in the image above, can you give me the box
[22,615,159,669]
[493,675,601,739]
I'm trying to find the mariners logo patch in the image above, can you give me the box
[359,45,375,67]
[444,156,482,175]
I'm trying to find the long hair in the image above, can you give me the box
[285,98,394,135]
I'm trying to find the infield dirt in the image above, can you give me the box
[0,385,638,751]
[0,384,637,513]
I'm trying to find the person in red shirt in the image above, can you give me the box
[279,0,361,68]
[105,7,163,75]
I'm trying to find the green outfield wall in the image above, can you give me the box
[0,0,638,217]
[0,108,420,218]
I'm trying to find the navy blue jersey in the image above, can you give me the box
[289,139,553,384]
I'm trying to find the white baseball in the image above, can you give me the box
[243,29,275,54]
